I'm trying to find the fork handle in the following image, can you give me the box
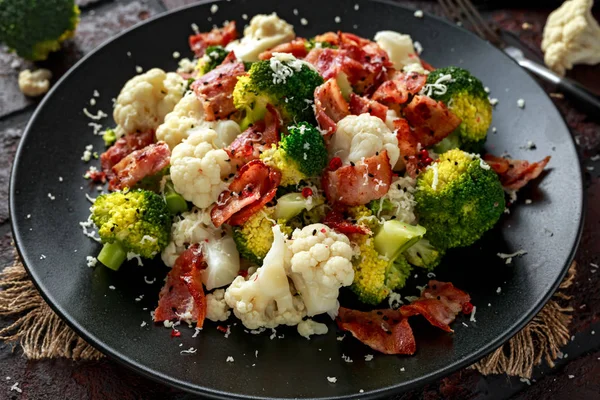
[518,58,600,115]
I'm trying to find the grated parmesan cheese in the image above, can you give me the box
[327,376,337,383]
[226,356,234,362]
[497,249,527,264]
[470,306,477,322]
[300,18,308,26]
[83,108,108,120]
[269,53,304,84]
[210,4,218,13]
[86,256,97,268]
[517,98,525,108]
[81,144,93,162]
[364,354,374,361]
[414,10,424,18]
[420,74,453,97]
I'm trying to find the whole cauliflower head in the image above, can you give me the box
[226,13,295,61]
[170,128,234,209]
[113,68,185,137]
[286,224,355,317]
[330,113,400,168]
[541,0,600,76]
[224,225,306,330]
[161,207,240,290]
[206,289,232,322]
[374,31,422,71]
[156,91,241,150]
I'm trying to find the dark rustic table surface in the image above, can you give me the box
[1,0,599,399]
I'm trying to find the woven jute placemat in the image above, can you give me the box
[0,250,576,379]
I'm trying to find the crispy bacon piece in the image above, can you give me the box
[154,245,207,327]
[372,72,427,105]
[483,154,551,191]
[421,59,435,72]
[400,281,471,333]
[314,78,350,135]
[403,95,462,147]
[211,160,281,227]
[349,93,388,121]
[100,130,155,179]
[322,209,372,235]
[336,307,417,355]
[313,31,340,46]
[322,151,392,206]
[191,52,245,121]
[394,118,418,176]
[226,105,281,168]
[109,142,170,191]
[258,38,309,60]
[189,21,237,57]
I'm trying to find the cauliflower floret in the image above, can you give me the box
[330,114,400,168]
[206,289,232,322]
[286,224,354,316]
[161,207,240,289]
[384,108,400,131]
[170,128,234,209]
[224,225,306,330]
[113,68,185,137]
[226,13,295,62]
[297,319,329,339]
[156,91,241,150]
[374,31,422,71]
[542,0,600,76]
[18,68,52,97]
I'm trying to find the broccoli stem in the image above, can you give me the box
[164,182,188,215]
[374,221,426,261]
[273,192,314,220]
[98,242,127,271]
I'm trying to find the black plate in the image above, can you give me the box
[10,0,583,398]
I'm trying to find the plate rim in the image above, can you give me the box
[8,1,585,398]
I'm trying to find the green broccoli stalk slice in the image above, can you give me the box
[91,189,171,270]
[164,181,188,215]
[97,242,127,271]
[414,149,505,250]
[273,192,323,221]
[374,220,426,260]
[404,238,444,270]
[426,67,492,153]
[197,46,229,75]
[0,0,80,61]
[260,122,328,186]
[233,56,324,130]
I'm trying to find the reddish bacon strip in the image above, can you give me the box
[314,78,350,135]
[322,209,372,235]
[109,142,170,191]
[349,93,388,122]
[400,280,471,332]
[322,151,392,206]
[226,105,281,168]
[372,72,427,105]
[403,95,462,147]
[258,38,309,60]
[211,160,281,227]
[483,155,551,191]
[189,21,237,57]
[154,245,207,327]
[421,59,435,72]
[337,308,417,355]
[191,52,245,121]
[100,130,155,180]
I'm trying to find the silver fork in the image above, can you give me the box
[438,0,600,114]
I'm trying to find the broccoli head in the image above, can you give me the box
[426,67,492,153]
[197,46,229,75]
[0,0,80,61]
[91,189,171,270]
[404,238,444,270]
[414,149,505,250]
[260,122,328,186]
[233,54,324,129]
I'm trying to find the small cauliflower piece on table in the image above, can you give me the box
[18,68,52,97]
[170,128,235,209]
[542,0,600,76]
[113,68,185,137]
[286,224,355,317]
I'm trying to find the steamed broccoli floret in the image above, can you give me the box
[427,67,492,153]
[91,189,171,270]
[233,55,324,129]
[414,149,505,250]
[404,238,444,270]
[260,122,328,186]
[305,38,337,51]
[197,46,229,75]
[0,0,80,61]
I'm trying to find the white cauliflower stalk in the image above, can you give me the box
[330,113,400,168]
[113,68,185,137]
[297,319,329,339]
[18,68,52,97]
[374,31,423,72]
[224,225,306,330]
[170,128,234,209]
[161,208,240,289]
[206,289,232,322]
[542,0,600,76]
[156,91,241,150]
[226,13,295,62]
[286,224,354,316]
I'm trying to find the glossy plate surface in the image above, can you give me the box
[10,0,583,398]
